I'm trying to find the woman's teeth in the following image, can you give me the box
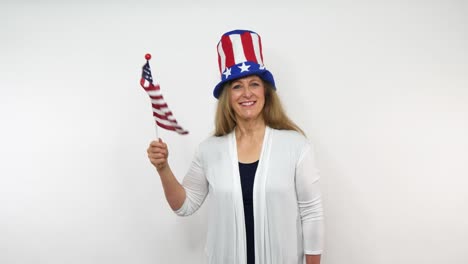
[241,101,255,106]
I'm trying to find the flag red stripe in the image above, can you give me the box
[221,35,235,68]
[143,87,160,92]
[142,83,161,91]
[153,111,167,120]
[153,109,174,117]
[153,111,174,121]
[152,103,169,109]
[156,121,183,131]
[155,118,188,135]
[156,121,177,131]
[149,95,163,100]
[241,32,257,63]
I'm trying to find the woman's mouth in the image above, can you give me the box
[240,101,256,107]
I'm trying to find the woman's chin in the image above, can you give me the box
[237,113,263,122]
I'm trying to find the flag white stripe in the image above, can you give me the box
[152,107,171,115]
[251,33,263,65]
[151,99,166,105]
[229,34,246,65]
[146,90,162,96]
[217,42,226,73]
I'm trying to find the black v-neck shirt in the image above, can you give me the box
[239,160,259,264]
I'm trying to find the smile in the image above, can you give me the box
[240,101,256,107]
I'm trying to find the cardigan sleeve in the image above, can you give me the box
[174,147,209,216]
[295,144,324,255]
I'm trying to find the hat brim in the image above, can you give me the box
[213,69,276,99]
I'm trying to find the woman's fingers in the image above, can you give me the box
[147,139,169,170]
[148,148,168,158]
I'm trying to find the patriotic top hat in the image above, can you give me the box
[213,29,276,99]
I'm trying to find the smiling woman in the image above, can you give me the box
[215,75,304,137]
[215,75,266,135]
[147,29,324,264]
[230,76,266,121]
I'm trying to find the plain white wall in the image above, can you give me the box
[1,0,467,263]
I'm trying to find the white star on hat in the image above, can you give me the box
[223,67,232,79]
[238,62,251,72]
[259,64,266,70]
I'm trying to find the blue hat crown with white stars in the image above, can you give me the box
[213,29,276,99]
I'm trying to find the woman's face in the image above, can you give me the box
[229,75,265,122]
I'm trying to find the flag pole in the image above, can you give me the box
[154,122,159,140]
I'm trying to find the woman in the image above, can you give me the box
[147,29,324,264]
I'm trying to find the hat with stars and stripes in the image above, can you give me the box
[213,29,276,99]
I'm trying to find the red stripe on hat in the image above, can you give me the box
[218,51,222,73]
[241,32,257,63]
[221,35,235,68]
[258,35,264,62]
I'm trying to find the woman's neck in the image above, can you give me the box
[235,118,266,139]
[235,118,266,163]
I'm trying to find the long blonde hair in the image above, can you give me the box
[214,80,305,136]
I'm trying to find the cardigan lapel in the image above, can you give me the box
[229,130,246,264]
[253,127,272,264]
[230,126,273,264]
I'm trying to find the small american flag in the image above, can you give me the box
[140,55,188,135]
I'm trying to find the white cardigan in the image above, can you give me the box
[174,127,324,264]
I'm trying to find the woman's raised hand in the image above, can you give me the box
[147,138,169,171]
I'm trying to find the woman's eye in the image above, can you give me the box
[232,85,241,89]
[251,82,260,87]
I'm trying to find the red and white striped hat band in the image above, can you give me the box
[213,29,276,99]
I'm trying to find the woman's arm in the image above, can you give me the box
[306,254,321,264]
[148,139,209,215]
[296,143,325,257]
[148,139,186,210]
[156,164,187,211]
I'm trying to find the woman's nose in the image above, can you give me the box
[243,87,253,97]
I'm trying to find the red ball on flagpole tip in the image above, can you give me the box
[145,53,152,60]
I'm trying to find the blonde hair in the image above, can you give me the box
[214,80,305,137]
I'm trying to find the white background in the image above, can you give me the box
[1,0,467,263]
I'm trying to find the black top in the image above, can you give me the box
[239,160,259,264]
